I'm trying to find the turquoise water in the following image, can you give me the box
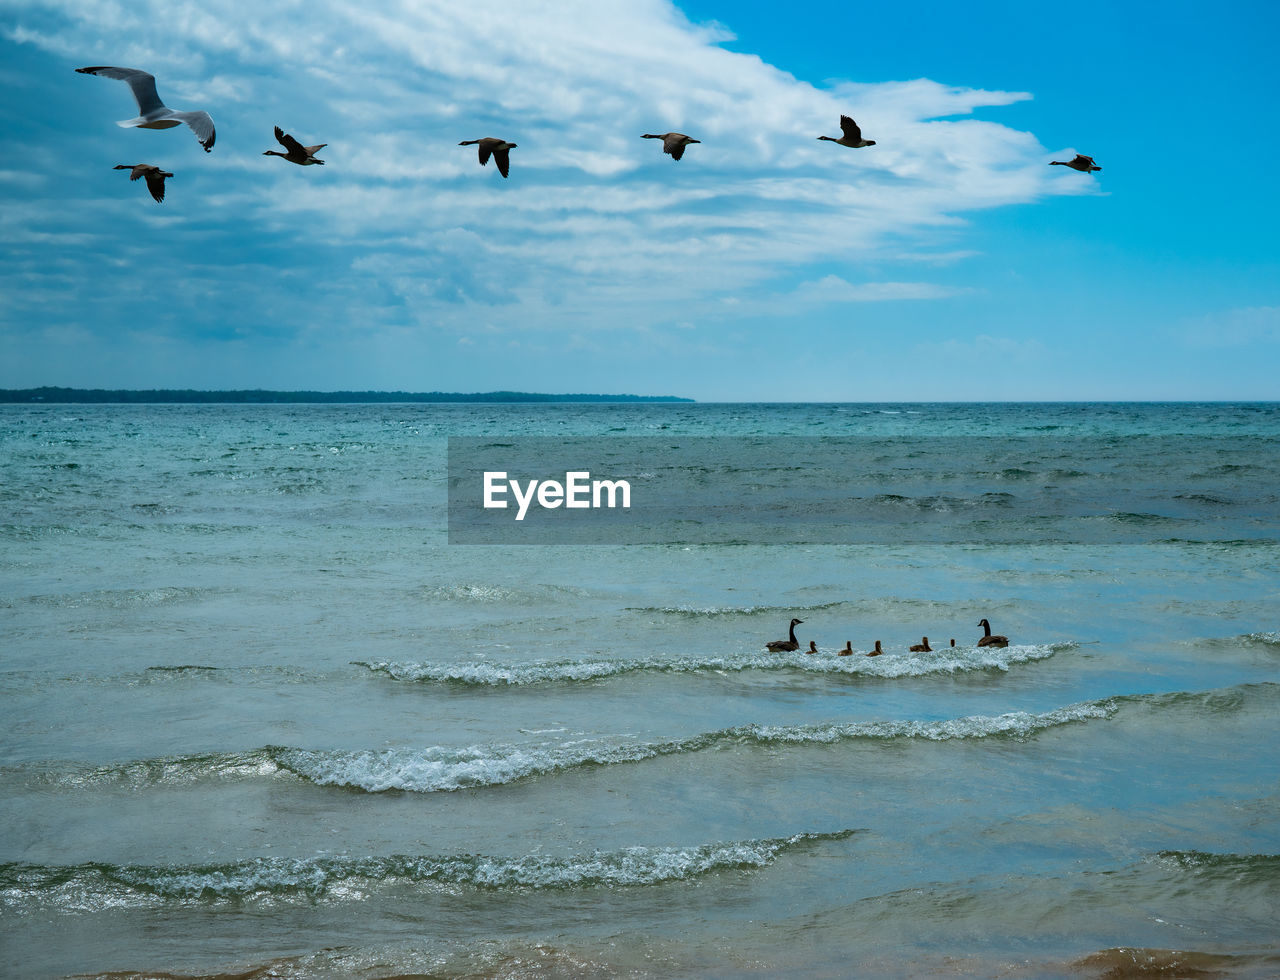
[2,402,1278,978]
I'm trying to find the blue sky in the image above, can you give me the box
[2,0,1276,400]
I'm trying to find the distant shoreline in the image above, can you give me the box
[0,387,695,404]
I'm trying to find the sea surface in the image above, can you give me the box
[2,401,1278,979]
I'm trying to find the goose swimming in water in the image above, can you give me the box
[806,641,818,655]
[838,642,853,656]
[113,163,172,203]
[909,637,932,652]
[264,126,326,165]
[642,132,701,161]
[818,115,875,148]
[766,618,803,652]
[1050,154,1101,173]
[76,66,215,152]
[977,618,1009,648]
[866,640,884,657]
[458,138,517,178]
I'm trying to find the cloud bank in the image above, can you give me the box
[1,0,1082,390]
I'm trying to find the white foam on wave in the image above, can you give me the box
[354,642,1071,687]
[270,697,1114,793]
[1,831,857,908]
[270,740,671,792]
[749,700,1117,744]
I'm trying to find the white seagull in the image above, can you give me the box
[76,66,216,152]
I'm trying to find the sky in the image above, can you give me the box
[1,0,1277,401]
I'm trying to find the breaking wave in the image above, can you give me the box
[353,642,1072,686]
[12,698,1118,795]
[0,830,857,909]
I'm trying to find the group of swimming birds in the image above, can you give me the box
[76,64,1102,205]
[766,617,1010,656]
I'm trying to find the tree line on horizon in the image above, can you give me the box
[0,387,693,404]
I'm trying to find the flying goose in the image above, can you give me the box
[977,618,1009,648]
[909,637,932,652]
[113,164,172,203]
[766,618,803,652]
[642,132,700,161]
[1050,154,1101,173]
[459,138,517,178]
[76,66,215,152]
[264,126,326,165]
[818,115,875,148]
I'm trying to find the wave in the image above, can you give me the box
[273,701,1114,792]
[10,750,287,789]
[1072,947,1277,979]
[1179,631,1280,652]
[13,698,1115,795]
[10,585,220,610]
[1151,849,1280,882]
[1105,511,1184,525]
[414,582,602,604]
[16,684,1270,796]
[353,642,1071,686]
[624,600,848,617]
[0,830,856,908]
[144,664,221,673]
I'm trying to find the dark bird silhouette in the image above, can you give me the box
[818,115,875,148]
[642,132,700,161]
[766,618,804,652]
[76,66,215,151]
[977,618,1009,648]
[866,640,884,657]
[264,126,326,165]
[113,163,172,203]
[1050,154,1101,173]
[459,137,516,177]
[909,637,932,652]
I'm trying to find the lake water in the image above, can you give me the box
[2,401,1278,978]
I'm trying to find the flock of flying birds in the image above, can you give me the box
[76,64,1103,204]
[765,617,1011,657]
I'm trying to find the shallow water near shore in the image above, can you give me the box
[2,402,1278,978]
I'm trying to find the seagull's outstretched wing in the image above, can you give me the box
[76,66,163,115]
[172,110,215,151]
